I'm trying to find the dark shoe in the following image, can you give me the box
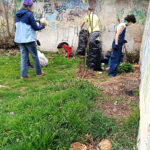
[36,72,45,77]
[21,75,31,79]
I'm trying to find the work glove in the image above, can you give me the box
[124,40,127,44]
[37,40,41,46]
[114,45,118,51]
[41,23,45,28]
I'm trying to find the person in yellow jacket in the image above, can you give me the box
[81,7,100,43]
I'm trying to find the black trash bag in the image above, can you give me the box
[101,50,125,66]
[101,50,112,64]
[57,42,69,49]
[86,40,102,71]
[76,29,89,56]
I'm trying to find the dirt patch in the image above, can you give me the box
[0,48,20,56]
[0,85,9,88]
[95,71,139,118]
[77,65,140,118]
[95,100,130,118]
[96,71,139,118]
[92,71,140,98]
[76,61,98,79]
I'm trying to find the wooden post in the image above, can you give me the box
[84,32,90,70]
[84,12,93,70]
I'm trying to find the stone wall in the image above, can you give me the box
[137,2,150,150]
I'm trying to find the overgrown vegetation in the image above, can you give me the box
[126,51,140,64]
[118,62,134,73]
[0,52,139,150]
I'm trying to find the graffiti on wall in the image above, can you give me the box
[116,0,148,24]
[129,0,147,24]
[33,0,98,30]
[129,9,147,25]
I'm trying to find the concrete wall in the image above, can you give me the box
[137,2,150,150]
[32,0,149,53]
[0,0,149,53]
[100,0,148,53]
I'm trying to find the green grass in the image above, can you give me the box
[0,53,139,150]
[110,108,139,150]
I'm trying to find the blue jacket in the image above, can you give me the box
[14,9,44,43]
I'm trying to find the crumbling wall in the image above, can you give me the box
[0,0,149,52]
[100,0,148,53]
[137,2,150,150]
[33,0,149,52]
[33,0,98,52]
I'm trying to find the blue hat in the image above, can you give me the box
[23,0,33,6]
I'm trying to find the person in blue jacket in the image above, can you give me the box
[14,0,45,78]
[108,14,136,77]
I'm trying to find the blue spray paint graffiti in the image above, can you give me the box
[33,0,98,30]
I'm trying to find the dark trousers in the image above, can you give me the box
[108,42,123,76]
[19,42,41,76]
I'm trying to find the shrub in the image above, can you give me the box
[126,51,139,64]
[118,62,133,73]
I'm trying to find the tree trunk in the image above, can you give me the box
[3,0,11,37]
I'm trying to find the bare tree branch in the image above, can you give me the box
[3,0,11,37]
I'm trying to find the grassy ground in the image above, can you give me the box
[0,52,139,150]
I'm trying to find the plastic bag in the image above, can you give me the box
[101,51,112,64]
[76,29,89,56]
[86,40,102,71]
[37,50,48,67]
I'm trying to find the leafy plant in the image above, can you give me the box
[118,62,133,73]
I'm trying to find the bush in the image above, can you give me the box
[126,51,139,64]
[118,62,133,73]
